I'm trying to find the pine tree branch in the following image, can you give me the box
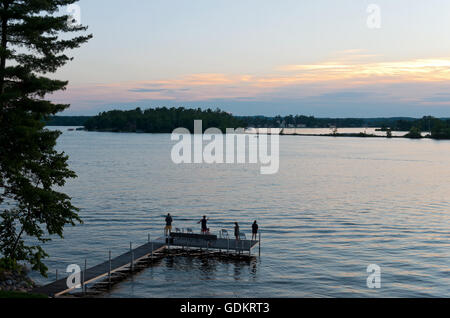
[0,1,10,95]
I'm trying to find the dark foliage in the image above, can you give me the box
[240,115,366,128]
[45,116,91,126]
[0,0,91,276]
[243,115,450,139]
[84,107,247,133]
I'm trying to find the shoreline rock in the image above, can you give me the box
[0,266,37,293]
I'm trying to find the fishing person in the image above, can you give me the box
[252,220,259,241]
[197,215,209,234]
[164,213,173,237]
[234,222,240,241]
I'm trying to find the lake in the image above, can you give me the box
[30,127,450,297]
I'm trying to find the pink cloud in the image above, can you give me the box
[51,53,450,111]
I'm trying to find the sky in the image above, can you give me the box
[52,0,450,117]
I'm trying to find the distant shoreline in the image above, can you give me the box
[280,132,401,138]
[69,128,447,141]
[46,109,450,140]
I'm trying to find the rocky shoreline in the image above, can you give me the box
[0,267,37,293]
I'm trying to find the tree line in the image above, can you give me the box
[404,116,450,139]
[242,115,450,139]
[45,116,91,126]
[84,107,247,133]
[240,115,430,130]
[48,111,450,140]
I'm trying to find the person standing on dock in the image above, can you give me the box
[164,213,173,237]
[234,222,240,241]
[198,215,209,234]
[252,220,259,241]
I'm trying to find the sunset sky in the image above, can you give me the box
[54,0,450,117]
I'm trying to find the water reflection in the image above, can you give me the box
[159,254,258,285]
[250,259,258,281]
[199,258,217,280]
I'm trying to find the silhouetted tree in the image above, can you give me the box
[0,0,92,276]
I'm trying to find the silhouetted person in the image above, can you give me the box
[252,220,259,241]
[197,215,209,234]
[164,213,173,237]
[234,222,240,241]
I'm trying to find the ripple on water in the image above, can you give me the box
[27,130,450,297]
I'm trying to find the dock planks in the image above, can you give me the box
[32,242,166,297]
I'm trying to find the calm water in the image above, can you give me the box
[30,127,450,297]
[251,127,411,137]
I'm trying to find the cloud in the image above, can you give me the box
[420,92,450,104]
[309,91,375,101]
[129,88,168,93]
[52,51,450,115]
[279,59,450,83]
[129,88,191,94]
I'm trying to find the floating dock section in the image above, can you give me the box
[166,232,259,253]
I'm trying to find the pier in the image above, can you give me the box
[167,232,259,254]
[32,231,260,297]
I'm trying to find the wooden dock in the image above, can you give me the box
[166,233,259,253]
[32,241,166,297]
[32,232,260,297]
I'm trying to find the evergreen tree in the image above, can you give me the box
[0,0,92,276]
